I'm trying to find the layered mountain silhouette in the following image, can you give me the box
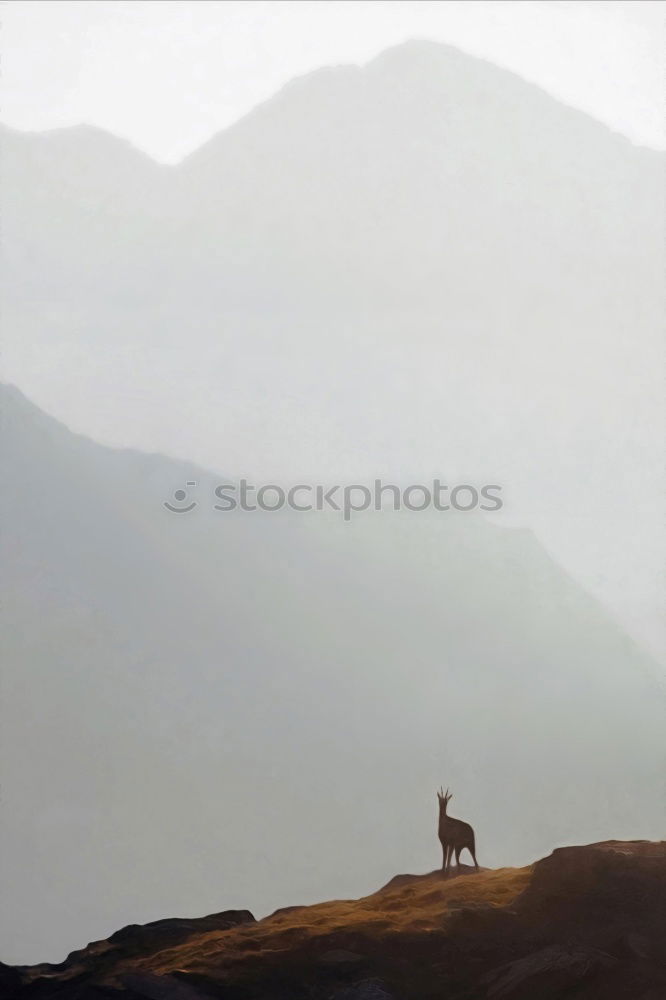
[1,385,664,964]
[1,41,664,659]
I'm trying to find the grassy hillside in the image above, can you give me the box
[10,841,666,999]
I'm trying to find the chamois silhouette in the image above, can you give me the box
[437,787,479,875]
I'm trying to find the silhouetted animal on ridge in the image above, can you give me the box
[437,787,479,874]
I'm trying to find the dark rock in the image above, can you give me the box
[331,981,396,1000]
[14,910,256,992]
[119,972,211,999]
[485,944,617,998]
[0,962,22,998]
[317,950,365,967]
[107,911,256,957]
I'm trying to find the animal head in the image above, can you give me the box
[437,786,452,814]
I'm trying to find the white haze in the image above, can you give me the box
[1,1,664,161]
[2,40,664,658]
[0,10,665,969]
[1,384,664,963]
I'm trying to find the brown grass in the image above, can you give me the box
[119,865,531,982]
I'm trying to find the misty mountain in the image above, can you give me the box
[4,42,662,304]
[1,41,663,658]
[1,384,664,964]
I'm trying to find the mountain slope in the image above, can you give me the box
[1,386,664,964]
[1,41,663,656]
[7,841,666,999]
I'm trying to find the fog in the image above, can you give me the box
[1,23,665,966]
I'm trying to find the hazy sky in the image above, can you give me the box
[1,0,664,162]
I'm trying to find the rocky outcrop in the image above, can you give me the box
[9,910,255,997]
[6,841,665,999]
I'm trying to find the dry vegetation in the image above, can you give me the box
[120,866,531,982]
[10,842,664,999]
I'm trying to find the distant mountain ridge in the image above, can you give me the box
[1,384,664,963]
[2,37,665,964]
[1,40,663,658]
[4,39,657,165]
